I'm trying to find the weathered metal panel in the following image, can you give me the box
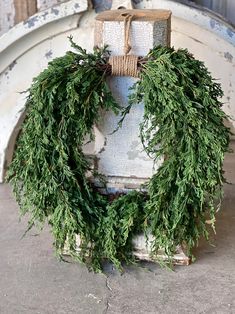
[0,0,68,36]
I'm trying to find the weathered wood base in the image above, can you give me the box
[132,234,190,266]
[132,245,191,266]
[63,234,191,266]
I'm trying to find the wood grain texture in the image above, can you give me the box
[14,0,37,24]
[96,9,171,21]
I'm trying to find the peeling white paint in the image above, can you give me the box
[0,0,88,73]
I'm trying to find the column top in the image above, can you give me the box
[96,9,172,22]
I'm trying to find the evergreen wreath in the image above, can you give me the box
[7,37,231,272]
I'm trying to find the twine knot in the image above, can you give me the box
[109,12,139,77]
[122,12,133,55]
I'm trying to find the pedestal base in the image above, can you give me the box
[63,234,191,267]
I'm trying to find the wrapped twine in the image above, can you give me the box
[108,13,139,78]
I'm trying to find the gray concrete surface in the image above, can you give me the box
[0,143,235,314]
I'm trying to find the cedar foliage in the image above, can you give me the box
[129,47,231,258]
[7,39,230,271]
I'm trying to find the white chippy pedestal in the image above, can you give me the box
[72,9,190,266]
[92,10,171,192]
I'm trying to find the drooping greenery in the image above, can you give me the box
[7,38,120,268]
[129,47,231,258]
[7,39,230,272]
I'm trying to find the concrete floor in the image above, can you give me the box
[0,144,235,314]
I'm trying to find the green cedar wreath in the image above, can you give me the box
[7,37,231,272]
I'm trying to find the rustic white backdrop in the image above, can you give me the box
[1,0,235,37]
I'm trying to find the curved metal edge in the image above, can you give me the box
[151,0,235,47]
[0,0,88,56]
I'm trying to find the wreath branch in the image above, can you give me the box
[6,38,231,272]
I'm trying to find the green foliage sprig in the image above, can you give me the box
[130,47,231,258]
[7,39,230,271]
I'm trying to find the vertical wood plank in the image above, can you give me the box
[13,0,37,24]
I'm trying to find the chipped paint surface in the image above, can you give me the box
[51,7,60,15]
[23,16,39,28]
[37,0,62,11]
[0,0,88,60]
[224,51,233,63]
[8,60,17,71]
[45,49,53,59]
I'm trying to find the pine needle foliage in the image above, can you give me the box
[7,40,230,272]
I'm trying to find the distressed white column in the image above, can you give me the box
[93,10,171,192]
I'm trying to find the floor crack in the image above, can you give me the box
[104,276,112,314]
[106,276,113,292]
